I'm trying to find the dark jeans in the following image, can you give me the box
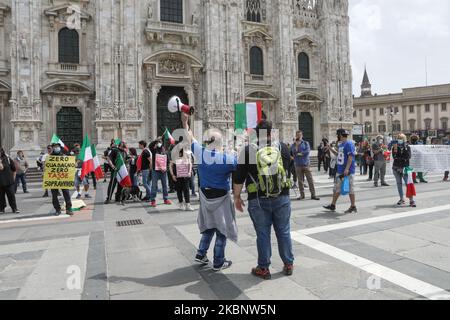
[90,172,97,188]
[0,184,17,212]
[106,176,123,202]
[176,177,190,203]
[150,170,169,201]
[248,195,294,269]
[15,173,27,193]
[445,171,449,179]
[365,164,374,180]
[197,229,227,268]
[51,189,71,212]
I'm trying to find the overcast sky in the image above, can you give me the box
[349,0,450,96]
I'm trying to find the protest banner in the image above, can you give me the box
[42,156,77,189]
[410,145,450,172]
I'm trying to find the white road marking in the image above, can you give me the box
[291,233,450,300]
[0,215,70,225]
[298,204,450,235]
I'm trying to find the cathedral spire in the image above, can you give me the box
[361,66,373,97]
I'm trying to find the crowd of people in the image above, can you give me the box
[1,116,450,280]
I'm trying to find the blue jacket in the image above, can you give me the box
[291,140,311,167]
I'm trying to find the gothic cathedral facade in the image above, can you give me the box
[0,0,352,159]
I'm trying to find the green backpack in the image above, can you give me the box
[248,145,292,198]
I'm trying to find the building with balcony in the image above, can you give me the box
[0,0,352,160]
[353,68,450,142]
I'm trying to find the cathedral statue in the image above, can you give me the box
[19,34,28,60]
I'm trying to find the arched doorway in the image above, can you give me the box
[156,86,189,137]
[299,112,314,146]
[57,107,83,150]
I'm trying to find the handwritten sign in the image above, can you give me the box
[155,154,167,171]
[176,161,191,178]
[42,156,77,189]
[410,145,450,172]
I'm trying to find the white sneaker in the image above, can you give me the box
[178,202,185,210]
[185,203,194,211]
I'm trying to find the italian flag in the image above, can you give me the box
[79,135,95,180]
[163,128,175,145]
[51,134,69,152]
[91,144,104,179]
[115,153,132,187]
[405,167,417,198]
[235,102,263,130]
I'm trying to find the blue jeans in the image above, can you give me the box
[141,169,152,199]
[248,195,294,269]
[150,170,168,201]
[15,173,27,193]
[393,167,408,199]
[197,229,227,268]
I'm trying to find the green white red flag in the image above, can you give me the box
[91,144,104,179]
[51,134,69,152]
[234,102,263,130]
[79,135,94,179]
[405,167,416,198]
[115,153,132,187]
[163,128,175,145]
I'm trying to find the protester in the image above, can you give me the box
[50,143,72,216]
[138,140,152,201]
[0,147,19,214]
[291,130,320,201]
[322,139,331,173]
[356,142,365,175]
[392,133,416,207]
[363,141,374,181]
[234,120,295,280]
[181,113,237,272]
[318,142,325,172]
[128,147,141,201]
[103,143,113,183]
[73,146,91,199]
[14,150,29,194]
[104,141,120,204]
[149,137,171,207]
[324,129,357,214]
[372,136,389,187]
[169,140,194,211]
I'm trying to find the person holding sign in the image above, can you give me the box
[392,134,416,208]
[149,137,172,207]
[169,139,194,211]
[49,142,73,216]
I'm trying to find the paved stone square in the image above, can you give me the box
[1,168,450,300]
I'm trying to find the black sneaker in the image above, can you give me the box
[13,209,20,214]
[323,204,336,212]
[195,254,209,265]
[374,182,379,187]
[104,199,110,204]
[345,206,358,214]
[42,193,49,198]
[213,260,232,272]
[311,196,320,201]
[381,183,390,187]
[66,209,74,216]
[55,211,62,216]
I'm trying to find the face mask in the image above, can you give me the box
[54,147,61,153]
[157,143,162,148]
[398,140,404,145]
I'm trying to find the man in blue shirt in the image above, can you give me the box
[290,131,319,201]
[324,129,357,214]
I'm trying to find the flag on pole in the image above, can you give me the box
[79,135,94,179]
[405,167,417,198]
[115,153,132,187]
[91,144,104,179]
[51,134,69,152]
[163,128,176,145]
[234,102,263,130]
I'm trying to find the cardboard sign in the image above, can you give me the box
[42,156,77,189]
[176,161,191,178]
[155,154,167,171]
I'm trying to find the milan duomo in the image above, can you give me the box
[0,0,352,160]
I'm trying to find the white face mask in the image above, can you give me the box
[157,143,162,148]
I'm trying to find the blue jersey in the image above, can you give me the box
[192,142,237,191]
[337,140,356,175]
